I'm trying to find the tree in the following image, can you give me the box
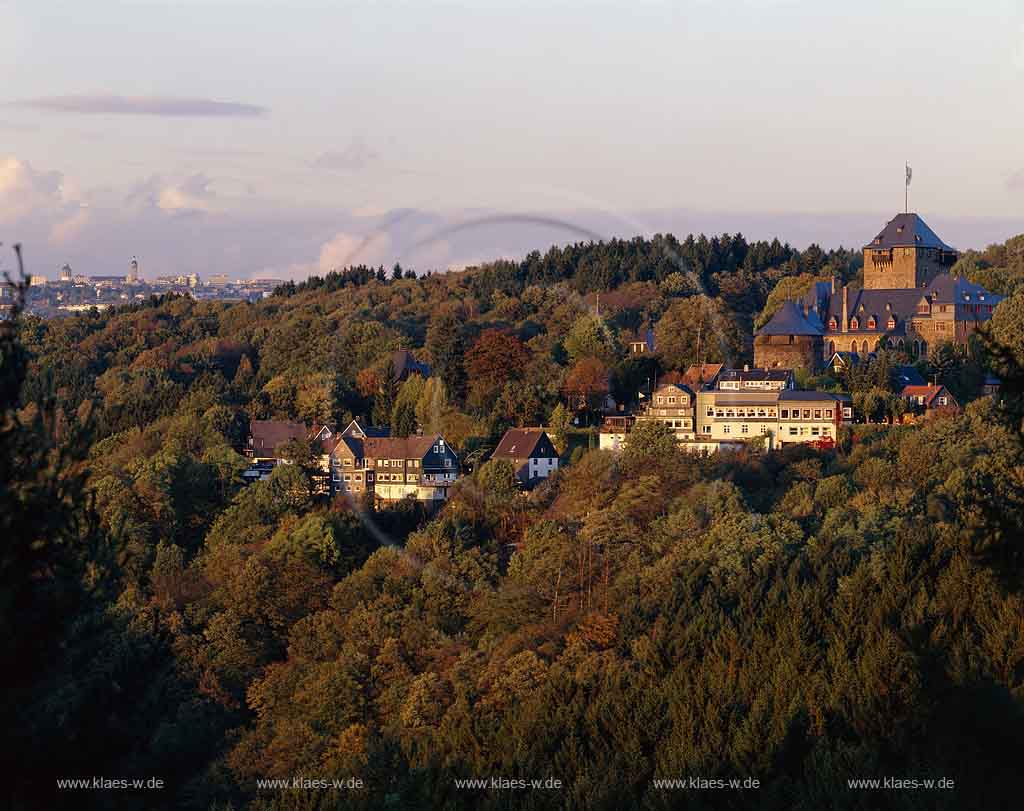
[427,310,467,402]
[466,329,530,390]
[654,295,743,371]
[564,314,620,365]
[562,357,610,414]
[755,273,822,329]
[549,403,571,452]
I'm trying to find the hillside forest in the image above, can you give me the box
[4,230,1024,810]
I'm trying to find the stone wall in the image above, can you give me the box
[753,335,822,372]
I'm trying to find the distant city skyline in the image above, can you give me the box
[2,0,1022,279]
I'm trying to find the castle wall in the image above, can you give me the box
[863,248,953,290]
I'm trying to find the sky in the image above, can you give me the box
[1,0,1022,280]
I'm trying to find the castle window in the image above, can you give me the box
[918,302,930,314]
[828,317,837,329]
[850,317,859,330]
[887,317,896,330]
[867,317,876,329]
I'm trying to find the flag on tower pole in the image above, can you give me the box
[905,163,912,213]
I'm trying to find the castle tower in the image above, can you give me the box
[127,257,139,284]
[862,213,958,290]
[60,263,73,283]
[753,300,824,372]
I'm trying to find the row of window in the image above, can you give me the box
[655,395,689,405]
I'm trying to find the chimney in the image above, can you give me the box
[744,363,749,372]
[842,285,849,333]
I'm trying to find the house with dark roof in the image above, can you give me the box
[625,327,656,355]
[491,429,560,485]
[753,300,825,372]
[892,365,926,388]
[717,366,795,391]
[390,349,431,381]
[901,384,961,418]
[248,420,309,461]
[329,433,459,504]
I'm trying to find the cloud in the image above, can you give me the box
[317,230,393,270]
[10,95,267,118]
[50,207,91,245]
[311,139,379,171]
[124,173,218,214]
[1007,170,1024,192]
[0,157,64,222]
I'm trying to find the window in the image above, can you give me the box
[355,474,362,481]
[938,396,948,405]
[723,425,730,434]
[741,425,749,434]
[781,409,789,418]
[850,317,859,330]
[814,409,822,419]
[444,458,452,468]
[811,427,820,436]
[802,409,811,419]
[668,396,676,404]
[343,458,352,467]
[703,425,711,434]
[867,317,876,329]
[825,409,833,418]
[343,474,351,481]
[887,318,896,330]
[789,427,798,436]
[707,407,714,416]
[656,396,664,404]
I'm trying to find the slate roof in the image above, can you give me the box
[777,390,845,402]
[892,365,925,387]
[756,300,824,337]
[340,418,390,439]
[865,213,953,251]
[718,368,793,384]
[391,349,431,380]
[492,429,557,460]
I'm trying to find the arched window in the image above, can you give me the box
[897,338,905,351]
[920,340,928,358]
[828,340,836,356]
[861,340,869,354]
[887,338,895,348]
[850,317,859,330]
[913,340,920,356]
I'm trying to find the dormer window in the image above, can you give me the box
[850,317,859,330]
[917,302,929,314]
[828,317,837,329]
[887,317,896,330]
[867,317,876,329]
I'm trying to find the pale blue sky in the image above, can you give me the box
[2,0,1022,278]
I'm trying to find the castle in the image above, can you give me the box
[754,213,1004,371]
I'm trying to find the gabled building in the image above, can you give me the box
[329,434,459,505]
[248,420,309,462]
[639,383,697,436]
[625,327,656,355]
[390,349,431,381]
[695,388,851,448]
[491,429,560,485]
[901,384,961,417]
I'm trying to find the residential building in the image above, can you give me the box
[717,366,795,391]
[982,373,1001,397]
[390,349,431,381]
[248,420,308,462]
[901,384,961,417]
[637,383,697,437]
[329,434,460,505]
[491,429,560,485]
[625,327,656,355]
[696,389,851,448]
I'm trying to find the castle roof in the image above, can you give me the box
[865,213,953,251]
[756,300,824,337]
